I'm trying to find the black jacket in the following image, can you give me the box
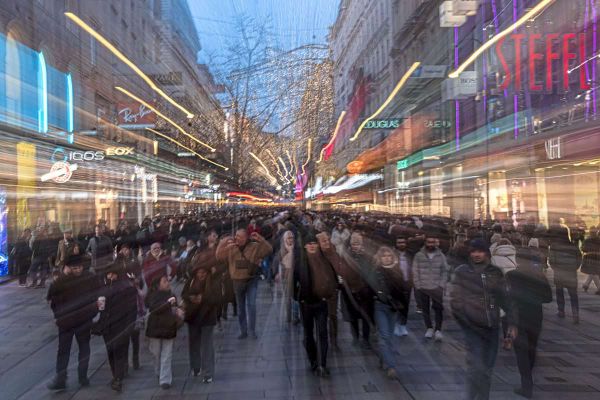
[145,290,178,339]
[98,277,138,337]
[506,268,552,321]
[47,271,99,329]
[451,262,516,332]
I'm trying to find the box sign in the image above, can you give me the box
[397,159,409,170]
[364,118,402,129]
[496,33,591,91]
[443,71,478,100]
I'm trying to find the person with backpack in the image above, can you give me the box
[548,226,582,324]
[294,231,338,377]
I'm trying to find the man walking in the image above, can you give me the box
[412,234,447,341]
[46,254,99,391]
[451,239,517,400]
[55,228,81,272]
[86,225,113,272]
[394,236,413,336]
[216,228,272,339]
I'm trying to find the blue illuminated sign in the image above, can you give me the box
[0,188,7,276]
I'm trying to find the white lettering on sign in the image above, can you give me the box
[118,104,152,123]
[425,120,452,128]
[364,119,402,129]
[106,146,134,156]
[41,162,78,183]
[545,137,561,160]
[70,151,104,161]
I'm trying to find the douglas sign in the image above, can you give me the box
[496,33,591,91]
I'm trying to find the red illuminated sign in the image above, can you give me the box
[496,33,591,91]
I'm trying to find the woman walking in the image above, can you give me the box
[273,230,300,324]
[581,227,600,294]
[145,275,180,390]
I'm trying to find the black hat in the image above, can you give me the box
[468,239,489,253]
[303,229,318,244]
[102,262,122,276]
[65,253,85,267]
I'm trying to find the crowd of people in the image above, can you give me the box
[10,208,599,399]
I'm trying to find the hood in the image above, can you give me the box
[492,244,516,257]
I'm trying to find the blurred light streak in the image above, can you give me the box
[38,52,48,133]
[350,62,420,142]
[317,111,346,163]
[301,138,312,176]
[66,73,74,134]
[448,0,556,78]
[116,86,215,152]
[249,152,278,185]
[227,192,272,202]
[65,12,194,118]
[278,156,291,179]
[146,128,228,170]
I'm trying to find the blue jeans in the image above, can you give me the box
[374,301,397,370]
[233,278,258,335]
[462,326,499,400]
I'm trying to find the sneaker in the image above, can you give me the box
[399,325,409,337]
[434,330,443,342]
[19,283,26,287]
[386,368,398,379]
[47,379,66,391]
[416,306,423,314]
[238,333,248,340]
[424,328,434,339]
[192,369,201,377]
[202,376,213,384]
[393,324,402,337]
[160,383,171,390]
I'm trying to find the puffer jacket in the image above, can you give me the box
[145,290,178,339]
[451,262,516,332]
[412,247,448,290]
[490,243,518,274]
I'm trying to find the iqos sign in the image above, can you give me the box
[51,146,134,163]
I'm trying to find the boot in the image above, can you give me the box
[329,319,339,350]
[47,376,66,391]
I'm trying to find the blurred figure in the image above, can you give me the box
[29,226,54,288]
[393,236,413,337]
[372,246,406,379]
[490,238,517,350]
[46,254,99,391]
[294,231,337,377]
[247,219,261,236]
[85,225,113,272]
[412,234,447,341]
[55,228,81,271]
[178,239,199,281]
[143,242,177,288]
[273,230,300,324]
[12,229,32,287]
[347,232,375,348]
[216,229,272,339]
[581,227,600,294]
[182,262,222,383]
[548,226,582,323]
[97,263,138,392]
[507,251,553,399]
[331,221,350,254]
[145,275,179,390]
[451,239,517,400]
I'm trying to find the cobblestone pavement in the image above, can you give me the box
[1,273,600,400]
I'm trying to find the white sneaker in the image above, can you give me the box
[399,325,409,337]
[393,324,402,337]
[434,330,443,342]
[424,328,434,339]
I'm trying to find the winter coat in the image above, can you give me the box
[55,239,82,268]
[506,267,552,323]
[330,228,350,253]
[412,248,448,290]
[145,290,178,339]
[373,265,406,310]
[490,243,518,274]
[451,262,516,333]
[31,235,55,261]
[517,246,546,271]
[47,271,100,329]
[142,254,177,288]
[11,239,32,271]
[97,277,138,337]
[293,249,336,304]
[321,246,366,293]
[215,237,272,281]
[182,274,222,327]
[85,235,113,270]
[581,237,600,276]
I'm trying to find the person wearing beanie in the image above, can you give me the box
[451,239,517,400]
[46,254,100,391]
[293,230,337,377]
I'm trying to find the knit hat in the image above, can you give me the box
[65,253,85,267]
[468,239,489,253]
[303,230,318,244]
